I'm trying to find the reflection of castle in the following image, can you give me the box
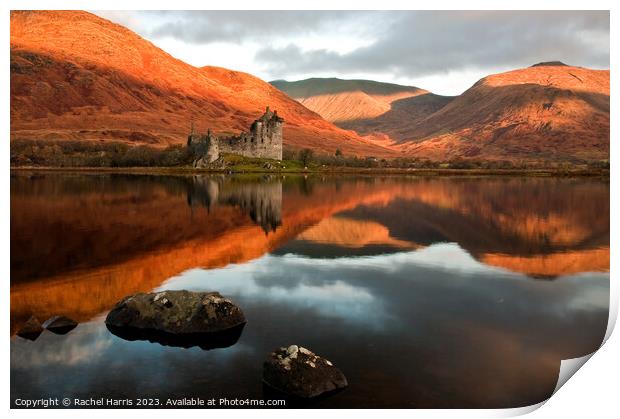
[187,107,283,167]
[187,176,282,233]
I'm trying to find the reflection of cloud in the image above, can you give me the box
[11,244,609,407]
[155,243,530,330]
[160,243,609,337]
[278,242,609,278]
[11,318,112,368]
[11,317,257,399]
[560,273,610,312]
[278,242,510,274]
[160,269,389,328]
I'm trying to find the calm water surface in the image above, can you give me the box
[10,173,609,408]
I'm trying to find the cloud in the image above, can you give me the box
[136,10,381,45]
[95,10,609,94]
[255,11,610,79]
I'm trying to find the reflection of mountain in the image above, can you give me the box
[276,216,419,258]
[279,178,610,276]
[11,174,280,283]
[10,174,608,333]
[297,217,415,249]
[345,179,609,254]
[10,174,415,332]
[480,249,610,278]
[187,176,282,233]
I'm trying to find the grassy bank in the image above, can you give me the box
[11,165,610,178]
[10,139,609,177]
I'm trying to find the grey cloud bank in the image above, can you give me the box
[144,10,379,44]
[96,10,609,93]
[254,11,609,78]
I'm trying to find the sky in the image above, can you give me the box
[94,10,610,95]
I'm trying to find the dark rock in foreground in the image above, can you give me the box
[263,345,348,399]
[42,315,78,335]
[17,316,44,340]
[105,290,246,343]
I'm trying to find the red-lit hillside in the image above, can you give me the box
[10,11,394,157]
[275,64,609,163]
[396,63,610,162]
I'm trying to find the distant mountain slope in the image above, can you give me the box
[11,10,609,163]
[397,63,610,162]
[271,78,424,99]
[10,11,394,157]
[338,93,454,141]
[273,64,609,163]
[271,78,433,123]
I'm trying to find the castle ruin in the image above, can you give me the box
[188,107,283,167]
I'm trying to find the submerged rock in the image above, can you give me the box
[105,290,246,348]
[263,345,348,398]
[17,316,44,340]
[42,315,78,335]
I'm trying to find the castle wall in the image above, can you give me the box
[188,131,219,165]
[188,107,283,164]
[218,130,282,160]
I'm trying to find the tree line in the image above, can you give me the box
[11,139,609,170]
[10,139,194,167]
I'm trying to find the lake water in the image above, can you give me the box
[10,172,609,408]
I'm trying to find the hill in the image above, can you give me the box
[11,11,609,164]
[274,65,609,163]
[271,78,448,128]
[10,11,394,157]
[396,64,610,162]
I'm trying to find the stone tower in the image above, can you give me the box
[250,106,283,160]
[187,106,284,166]
[188,129,219,166]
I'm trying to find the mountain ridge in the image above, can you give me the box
[396,65,609,161]
[271,78,430,124]
[274,65,609,162]
[10,11,610,163]
[10,10,395,157]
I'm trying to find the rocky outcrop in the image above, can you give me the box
[263,345,348,398]
[42,315,78,334]
[17,316,44,340]
[105,290,246,349]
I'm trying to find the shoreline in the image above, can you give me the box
[10,166,610,177]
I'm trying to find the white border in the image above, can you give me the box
[3,1,617,418]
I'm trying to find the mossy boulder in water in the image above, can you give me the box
[263,345,348,398]
[105,290,246,338]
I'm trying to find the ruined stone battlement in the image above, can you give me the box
[188,107,283,167]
